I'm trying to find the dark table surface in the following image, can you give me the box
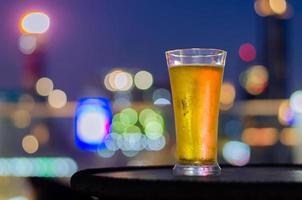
[71,165,302,200]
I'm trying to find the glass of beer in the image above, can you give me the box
[166,48,227,176]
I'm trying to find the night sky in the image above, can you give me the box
[0,0,301,100]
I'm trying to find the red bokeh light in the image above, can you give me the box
[239,43,256,62]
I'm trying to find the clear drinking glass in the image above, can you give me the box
[166,48,227,176]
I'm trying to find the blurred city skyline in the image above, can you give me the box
[0,0,301,100]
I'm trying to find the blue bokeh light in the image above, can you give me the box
[75,98,112,151]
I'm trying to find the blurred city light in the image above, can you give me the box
[290,91,302,113]
[104,132,121,151]
[48,89,67,108]
[145,121,163,140]
[152,88,171,106]
[145,136,166,151]
[154,98,171,105]
[10,109,31,129]
[101,107,166,157]
[280,128,299,146]
[114,71,133,91]
[269,0,287,15]
[240,65,269,95]
[104,70,133,91]
[134,71,153,90]
[22,135,39,154]
[242,127,278,146]
[254,0,274,16]
[220,82,236,110]
[97,149,115,158]
[31,124,50,145]
[19,35,37,54]
[20,12,50,34]
[0,157,77,177]
[278,100,294,125]
[122,151,139,157]
[75,98,112,151]
[239,43,256,62]
[120,108,138,126]
[223,141,250,166]
[35,77,54,96]
[254,0,287,16]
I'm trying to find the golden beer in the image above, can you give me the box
[169,64,224,165]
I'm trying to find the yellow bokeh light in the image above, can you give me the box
[278,100,294,125]
[269,0,287,15]
[48,89,67,108]
[104,70,133,91]
[22,135,39,154]
[20,12,50,34]
[134,71,153,90]
[114,71,133,91]
[36,77,54,96]
[31,124,50,145]
[11,109,31,128]
[254,0,274,17]
[280,128,299,146]
[220,82,236,109]
[241,65,269,95]
[242,127,278,146]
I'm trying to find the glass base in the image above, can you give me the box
[173,163,221,176]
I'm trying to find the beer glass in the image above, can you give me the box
[166,48,226,176]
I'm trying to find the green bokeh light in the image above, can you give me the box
[144,121,163,140]
[120,108,138,126]
[125,125,141,134]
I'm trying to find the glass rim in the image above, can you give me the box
[165,48,227,58]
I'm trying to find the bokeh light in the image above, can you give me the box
[154,98,171,105]
[145,136,166,151]
[19,35,37,55]
[11,109,31,128]
[104,70,133,91]
[35,77,54,96]
[0,157,77,177]
[134,71,153,90]
[254,0,274,17]
[122,151,139,157]
[145,121,163,140]
[22,135,39,154]
[20,12,50,34]
[223,141,250,166]
[75,98,112,150]
[290,91,302,113]
[120,108,138,126]
[152,88,171,105]
[97,149,115,158]
[240,65,269,95]
[114,71,133,91]
[280,128,299,146]
[278,100,294,125]
[48,89,67,108]
[242,127,278,146]
[31,124,50,145]
[220,82,236,110]
[269,0,287,15]
[239,43,256,62]
[104,133,121,151]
